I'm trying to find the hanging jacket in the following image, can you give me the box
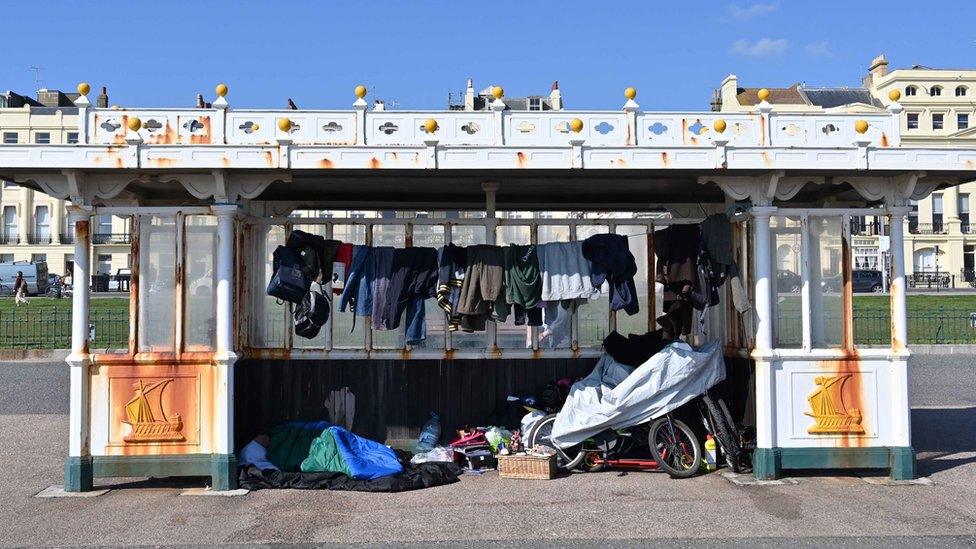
[437,244,467,332]
[338,245,374,316]
[582,233,639,315]
[458,245,505,331]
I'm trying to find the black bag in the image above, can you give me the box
[294,284,330,339]
[286,230,323,282]
[267,245,309,303]
[691,250,719,311]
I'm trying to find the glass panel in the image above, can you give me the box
[293,224,330,349]
[810,216,844,348]
[251,225,285,348]
[332,224,366,349]
[184,215,217,350]
[496,225,533,349]
[450,225,487,350]
[372,224,406,349]
[138,215,176,352]
[771,216,802,348]
[539,225,574,349]
[412,224,445,350]
[613,224,650,338]
[576,224,611,348]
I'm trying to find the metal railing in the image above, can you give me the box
[909,271,954,289]
[0,309,128,349]
[849,221,887,236]
[59,233,75,244]
[777,307,976,345]
[910,223,947,235]
[0,234,18,245]
[92,233,131,245]
[26,233,51,245]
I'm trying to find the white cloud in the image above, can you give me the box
[729,2,780,20]
[805,40,833,57]
[730,38,789,58]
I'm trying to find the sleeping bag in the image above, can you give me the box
[301,426,404,480]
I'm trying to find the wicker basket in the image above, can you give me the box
[497,453,557,480]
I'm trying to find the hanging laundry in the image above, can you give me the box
[501,244,543,327]
[370,247,394,330]
[654,224,701,338]
[332,242,354,295]
[338,245,374,317]
[457,245,505,332]
[436,244,467,332]
[378,247,438,345]
[582,233,639,315]
[537,241,599,301]
[540,300,577,349]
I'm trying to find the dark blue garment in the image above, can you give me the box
[381,248,438,341]
[582,233,639,316]
[339,245,374,316]
[371,247,395,330]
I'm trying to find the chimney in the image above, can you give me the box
[373,99,385,111]
[549,80,562,111]
[464,78,475,111]
[196,93,205,108]
[866,54,889,85]
[710,89,722,112]
[96,86,108,108]
[720,74,739,109]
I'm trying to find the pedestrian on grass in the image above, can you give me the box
[13,271,27,306]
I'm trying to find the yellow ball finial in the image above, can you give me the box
[354,85,367,99]
[757,88,771,102]
[126,116,142,132]
[855,120,869,134]
[278,118,292,132]
[888,89,901,102]
[713,119,727,133]
[77,82,91,96]
[570,118,584,133]
[423,118,439,134]
[624,87,637,100]
[215,83,228,97]
[491,86,504,100]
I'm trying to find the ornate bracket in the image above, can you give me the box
[12,170,137,205]
[701,171,816,206]
[175,170,292,202]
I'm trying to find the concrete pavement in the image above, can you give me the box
[0,356,973,547]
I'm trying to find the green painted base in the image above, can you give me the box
[64,456,93,492]
[63,454,238,491]
[752,447,916,480]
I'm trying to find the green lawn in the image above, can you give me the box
[0,297,129,349]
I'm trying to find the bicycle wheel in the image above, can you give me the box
[702,394,743,474]
[648,415,701,478]
[527,414,584,472]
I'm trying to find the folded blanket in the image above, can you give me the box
[239,461,462,493]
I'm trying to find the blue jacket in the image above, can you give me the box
[338,245,374,316]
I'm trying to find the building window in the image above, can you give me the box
[67,132,79,144]
[31,253,46,264]
[0,254,12,263]
[933,113,944,130]
[97,254,112,276]
[930,86,942,97]
[2,132,17,144]
[956,86,968,97]
[34,205,50,242]
[907,113,919,129]
[3,206,17,242]
[960,194,970,230]
[905,86,917,96]
[959,113,970,130]
[528,97,542,111]
[35,132,50,144]
[932,193,944,233]
[350,212,366,219]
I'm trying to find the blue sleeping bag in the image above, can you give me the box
[330,426,404,480]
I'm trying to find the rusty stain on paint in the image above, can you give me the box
[149,157,176,168]
[369,157,382,169]
[263,151,274,166]
[690,136,698,145]
[880,132,889,148]
[661,151,669,167]
[758,115,766,146]
[681,119,688,145]
[760,151,772,166]
[221,156,231,167]
[516,151,526,168]
[318,158,334,168]
[966,160,975,170]
[189,116,212,144]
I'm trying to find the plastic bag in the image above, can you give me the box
[410,446,455,465]
[484,426,512,453]
[521,411,545,438]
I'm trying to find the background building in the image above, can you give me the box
[715,54,976,287]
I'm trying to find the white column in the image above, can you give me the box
[888,205,911,448]
[66,205,92,458]
[51,199,64,245]
[753,207,776,351]
[213,205,238,458]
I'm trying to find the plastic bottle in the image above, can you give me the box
[703,435,717,471]
[416,412,441,453]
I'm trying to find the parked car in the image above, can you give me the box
[776,269,801,293]
[852,269,884,293]
[0,261,49,296]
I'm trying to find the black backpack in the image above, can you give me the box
[690,250,719,311]
[267,245,309,303]
[294,284,330,339]
[286,230,326,282]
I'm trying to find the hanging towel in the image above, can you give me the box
[537,241,598,301]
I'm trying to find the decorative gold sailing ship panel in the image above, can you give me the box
[122,379,185,443]
[107,372,202,448]
[805,374,865,435]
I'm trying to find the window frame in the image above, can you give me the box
[2,132,17,144]
[930,86,943,97]
[959,113,970,130]
[905,86,917,97]
[933,112,945,130]
[907,112,919,130]
[956,86,967,97]
[34,132,51,144]
[66,132,79,144]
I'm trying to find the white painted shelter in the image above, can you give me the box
[3,83,971,490]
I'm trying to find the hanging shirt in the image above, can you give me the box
[537,241,598,301]
[582,233,639,315]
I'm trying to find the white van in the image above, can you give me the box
[0,261,50,296]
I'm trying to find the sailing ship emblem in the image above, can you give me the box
[805,374,865,435]
[122,379,185,443]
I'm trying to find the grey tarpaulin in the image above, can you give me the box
[550,341,725,448]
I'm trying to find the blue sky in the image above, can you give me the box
[2,1,974,110]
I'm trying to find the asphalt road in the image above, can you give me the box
[0,355,973,548]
